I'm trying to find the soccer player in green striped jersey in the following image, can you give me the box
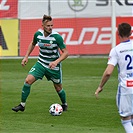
[12,14,69,112]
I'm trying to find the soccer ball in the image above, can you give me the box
[49,103,63,116]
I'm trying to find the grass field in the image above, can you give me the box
[0,57,125,133]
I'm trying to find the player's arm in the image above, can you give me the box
[21,41,36,67]
[49,34,69,69]
[95,64,115,99]
[49,48,69,69]
[56,47,69,63]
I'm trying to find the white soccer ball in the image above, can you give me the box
[49,103,63,116]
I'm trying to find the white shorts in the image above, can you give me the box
[116,94,133,117]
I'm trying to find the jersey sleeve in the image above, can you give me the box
[54,34,66,49]
[107,47,118,66]
[32,32,38,44]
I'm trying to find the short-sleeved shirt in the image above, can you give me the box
[29,29,66,84]
[108,40,133,95]
[33,29,66,71]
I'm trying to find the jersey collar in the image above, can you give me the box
[121,40,130,43]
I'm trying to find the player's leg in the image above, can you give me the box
[12,74,36,112]
[45,67,68,111]
[46,68,68,111]
[12,62,45,112]
[21,74,36,104]
[117,94,133,133]
[121,116,133,133]
[53,83,68,111]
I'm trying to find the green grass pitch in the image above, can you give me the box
[0,57,125,133]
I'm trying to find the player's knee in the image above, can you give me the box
[24,75,36,85]
[25,78,33,85]
[54,85,62,92]
[25,79,31,85]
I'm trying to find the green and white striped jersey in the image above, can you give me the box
[33,29,66,70]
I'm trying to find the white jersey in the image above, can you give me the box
[108,40,133,95]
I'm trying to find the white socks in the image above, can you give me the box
[21,102,25,107]
[121,119,133,133]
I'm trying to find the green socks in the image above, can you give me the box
[21,84,66,106]
[58,89,67,104]
[21,83,31,102]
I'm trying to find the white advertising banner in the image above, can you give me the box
[18,0,133,19]
[18,0,49,19]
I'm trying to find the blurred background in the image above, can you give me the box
[0,0,133,57]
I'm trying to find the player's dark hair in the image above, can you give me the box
[118,23,131,38]
[42,14,52,23]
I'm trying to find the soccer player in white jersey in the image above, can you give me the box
[12,14,69,112]
[95,23,133,133]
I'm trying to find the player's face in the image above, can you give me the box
[42,20,53,36]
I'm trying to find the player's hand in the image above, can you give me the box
[95,87,103,99]
[21,57,28,67]
[49,61,57,69]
